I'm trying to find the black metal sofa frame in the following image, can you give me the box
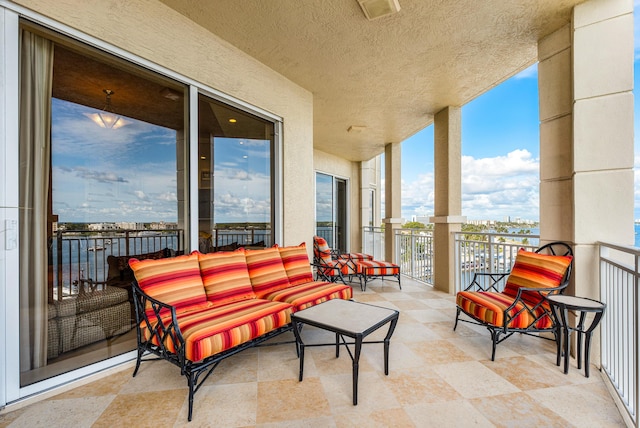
[131,282,294,421]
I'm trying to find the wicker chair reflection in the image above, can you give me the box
[454,241,573,361]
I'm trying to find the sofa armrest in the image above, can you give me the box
[132,281,186,366]
[462,272,509,293]
[74,278,108,295]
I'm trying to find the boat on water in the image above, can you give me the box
[88,246,104,251]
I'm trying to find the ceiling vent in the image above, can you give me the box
[357,0,401,21]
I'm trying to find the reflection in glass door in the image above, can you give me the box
[315,173,348,251]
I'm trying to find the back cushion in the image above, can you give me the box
[245,247,291,298]
[314,236,332,264]
[503,249,573,305]
[278,242,314,286]
[129,252,207,315]
[198,250,256,306]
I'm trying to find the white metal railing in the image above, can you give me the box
[395,229,434,284]
[362,227,540,288]
[600,242,639,427]
[453,232,538,292]
[362,226,385,260]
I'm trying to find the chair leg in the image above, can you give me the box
[489,329,500,361]
[454,307,461,331]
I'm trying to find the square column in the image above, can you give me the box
[538,0,634,366]
[430,106,465,294]
[383,143,401,263]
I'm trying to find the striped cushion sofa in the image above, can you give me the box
[130,243,351,422]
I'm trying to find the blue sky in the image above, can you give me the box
[401,6,640,223]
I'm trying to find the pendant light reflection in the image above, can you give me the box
[84,89,131,129]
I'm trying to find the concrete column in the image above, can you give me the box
[430,106,465,294]
[538,0,634,364]
[383,143,401,263]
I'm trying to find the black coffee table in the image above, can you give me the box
[291,299,399,405]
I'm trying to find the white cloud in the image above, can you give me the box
[513,63,537,80]
[401,149,540,221]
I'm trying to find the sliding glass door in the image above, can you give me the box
[315,173,348,251]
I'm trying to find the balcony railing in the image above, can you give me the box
[395,229,433,284]
[600,242,639,427]
[453,232,538,292]
[51,229,183,301]
[362,226,385,260]
[362,227,539,288]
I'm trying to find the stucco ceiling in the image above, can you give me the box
[159,0,585,162]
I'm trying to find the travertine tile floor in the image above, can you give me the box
[0,278,626,427]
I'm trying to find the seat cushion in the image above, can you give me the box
[198,250,256,306]
[356,260,400,276]
[503,249,573,306]
[263,280,352,311]
[129,253,207,317]
[141,299,292,362]
[245,247,291,298]
[278,243,314,286]
[456,291,553,329]
[339,252,373,261]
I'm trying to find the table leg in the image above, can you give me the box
[383,316,399,375]
[559,306,570,374]
[583,310,605,378]
[352,335,362,405]
[576,312,587,370]
[550,305,562,367]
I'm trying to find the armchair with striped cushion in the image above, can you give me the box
[454,241,573,361]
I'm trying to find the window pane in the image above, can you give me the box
[315,173,334,247]
[19,32,187,386]
[198,95,274,252]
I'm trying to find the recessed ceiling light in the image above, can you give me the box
[357,0,401,20]
[348,125,367,133]
[229,118,237,123]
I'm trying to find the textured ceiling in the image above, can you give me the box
[159,0,585,161]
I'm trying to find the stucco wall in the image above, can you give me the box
[12,0,315,247]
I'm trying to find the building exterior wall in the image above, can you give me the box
[10,0,315,247]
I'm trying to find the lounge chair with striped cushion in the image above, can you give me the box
[312,235,373,284]
[454,241,573,361]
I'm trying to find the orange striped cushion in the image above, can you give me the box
[357,260,400,276]
[278,243,314,286]
[456,291,553,329]
[503,249,573,305]
[141,299,292,362]
[263,280,353,311]
[245,247,291,298]
[339,252,373,261]
[198,250,256,306]
[314,236,333,264]
[129,252,207,317]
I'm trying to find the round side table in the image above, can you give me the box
[546,294,606,377]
